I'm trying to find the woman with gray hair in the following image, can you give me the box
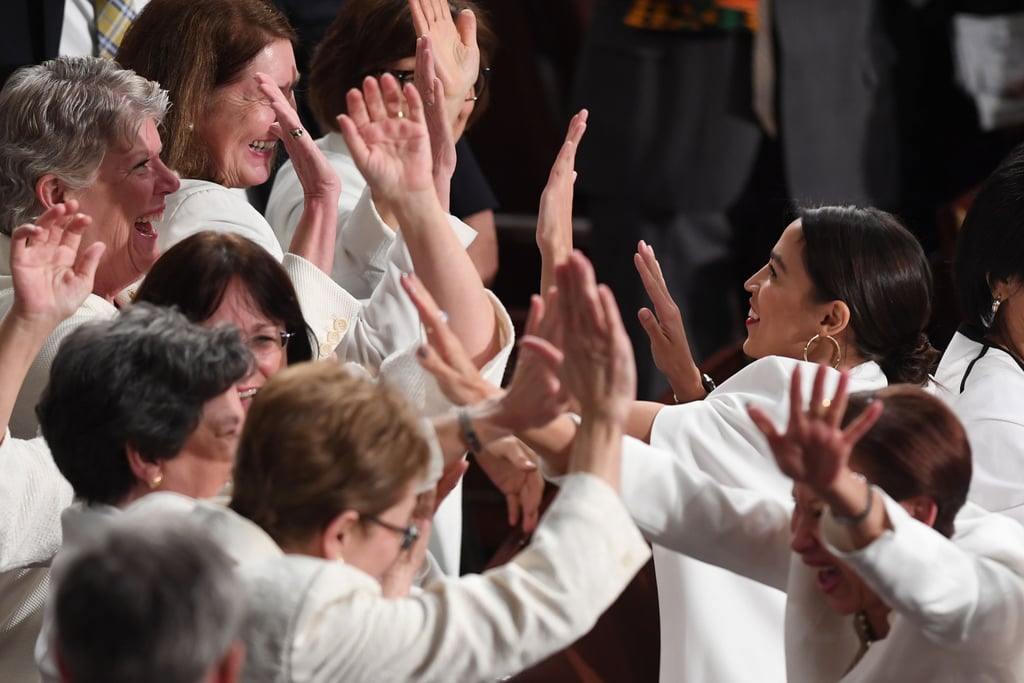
[0,55,179,438]
[53,517,246,683]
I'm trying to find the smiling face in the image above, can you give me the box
[203,277,289,410]
[743,220,832,361]
[198,38,298,188]
[65,117,180,300]
[159,386,245,499]
[790,483,885,616]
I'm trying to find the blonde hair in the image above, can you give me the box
[231,363,431,546]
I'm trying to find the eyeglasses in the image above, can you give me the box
[364,515,420,550]
[245,330,294,363]
[368,67,492,102]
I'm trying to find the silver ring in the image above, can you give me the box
[288,127,304,139]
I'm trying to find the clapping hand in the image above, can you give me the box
[634,240,703,402]
[747,365,883,495]
[10,201,104,329]
[338,74,434,204]
[555,251,636,424]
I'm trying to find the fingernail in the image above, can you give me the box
[417,346,428,358]
[438,310,449,324]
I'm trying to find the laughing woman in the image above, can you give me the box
[617,366,1024,681]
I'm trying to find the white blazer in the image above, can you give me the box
[645,356,888,683]
[935,329,1024,524]
[618,432,1024,681]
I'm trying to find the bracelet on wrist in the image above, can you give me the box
[457,407,484,455]
[831,472,874,526]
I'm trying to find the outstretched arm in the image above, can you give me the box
[0,203,103,443]
[338,74,497,365]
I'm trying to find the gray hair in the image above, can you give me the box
[0,56,169,235]
[37,303,252,506]
[55,516,245,683]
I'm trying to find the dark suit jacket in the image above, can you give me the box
[571,0,935,212]
[1,0,64,88]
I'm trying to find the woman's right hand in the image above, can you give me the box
[747,365,883,496]
[10,201,104,329]
[634,240,704,402]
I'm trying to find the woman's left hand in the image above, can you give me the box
[338,75,434,204]
[256,73,340,202]
[747,365,883,496]
[413,35,457,209]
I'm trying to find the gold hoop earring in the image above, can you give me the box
[149,474,163,490]
[803,333,842,369]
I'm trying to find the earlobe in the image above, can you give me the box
[125,444,162,490]
[35,174,67,209]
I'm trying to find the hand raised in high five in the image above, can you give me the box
[10,201,104,329]
[537,110,587,294]
[555,251,636,424]
[634,240,703,402]
[747,365,883,495]
[409,0,480,126]
[337,74,434,204]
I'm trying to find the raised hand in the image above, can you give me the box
[413,35,457,208]
[402,272,497,405]
[499,288,569,431]
[408,0,480,126]
[634,240,703,402]
[338,74,434,204]
[10,201,104,328]
[555,251,636,423]
[747,365,883,495]
[257,73,340,202]
[537,110,587,294]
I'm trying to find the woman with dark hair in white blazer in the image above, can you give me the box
[935,143,1024,525]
